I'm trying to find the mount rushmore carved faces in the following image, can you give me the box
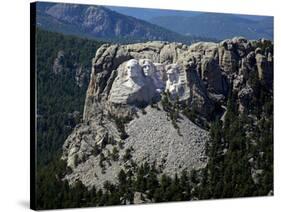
[109,58,185,106]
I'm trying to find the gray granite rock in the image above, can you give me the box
[63,106,209,189]
[52,50,64,74]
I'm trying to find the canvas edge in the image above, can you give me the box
[30,1,37,211]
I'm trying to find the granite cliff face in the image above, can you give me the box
[62,37,273,189]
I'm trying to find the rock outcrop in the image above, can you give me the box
[255,47,273,85]
[62,37,273,189]
[53,50,64,74]
[52,50,90,87]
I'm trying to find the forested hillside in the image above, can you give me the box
[36,28,102,166]
[35,29,104,208]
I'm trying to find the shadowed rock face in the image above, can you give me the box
[62,37,273,189]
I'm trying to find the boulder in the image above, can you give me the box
[238,85,254,113]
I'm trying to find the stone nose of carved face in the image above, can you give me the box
[127,65,132,76]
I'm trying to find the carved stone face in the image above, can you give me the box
[125,59,142,79]
[140,59,155,76]
[166,71,176,82]
[166,64,179,83]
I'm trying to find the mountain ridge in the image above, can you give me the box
[36,2,212,44]
[149,13,273,40]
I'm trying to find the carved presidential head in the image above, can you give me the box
[166,64,179,83]
[124,59,144,80]
[139,59,155,76]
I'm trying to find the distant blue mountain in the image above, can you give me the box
[149,13,273,40]
[106,6,200,21]
[108,6,273,40]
